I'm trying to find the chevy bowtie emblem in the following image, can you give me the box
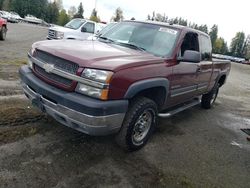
[43,64,54,73]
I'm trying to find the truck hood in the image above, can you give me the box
[50,26,74,33]
[33,40,164,71]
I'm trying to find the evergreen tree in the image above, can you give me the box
[209,25,218,52]
[230,32,246,57]
[74,2,84,18]
[89,9,100,22]
[57,9,70,26]
[111,7,124,22]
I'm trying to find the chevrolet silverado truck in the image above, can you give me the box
[47,18,105,40]
[0,15,7,40]
[19,21,231,151]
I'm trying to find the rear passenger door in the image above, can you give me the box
[196,34,213,95]
[168,32,200,107]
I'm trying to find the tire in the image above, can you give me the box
[201,83,220,109]
[115,97,158,151]
[0,26,7,41]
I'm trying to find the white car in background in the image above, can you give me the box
[23,14,43,24]
[0,11,10,21]
[10,12,22,22]
[47,18,106,40]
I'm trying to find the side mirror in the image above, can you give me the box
[178,50,201,63]
[81,27,87,32]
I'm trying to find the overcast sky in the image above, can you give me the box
[63,0,249,44]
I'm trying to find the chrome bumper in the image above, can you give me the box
[22,82,125,135]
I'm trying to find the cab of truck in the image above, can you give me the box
[47,18,106,40]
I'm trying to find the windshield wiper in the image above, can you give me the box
[118,42,146,51]
[98,36,115,43]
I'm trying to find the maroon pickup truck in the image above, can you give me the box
[19,21,231,151]
[0,16,7,40]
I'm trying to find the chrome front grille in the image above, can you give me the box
[35,50,79,74]
[32,50,79,88]
[34,64,73,87]
[48,29,56,39]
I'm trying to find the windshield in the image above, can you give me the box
[98,22,117,36]
[65,19,86,30]
[101,21,179,57]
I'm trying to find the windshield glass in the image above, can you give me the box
[101,21,179,57]
[98,22,117,36]
[65,19,86,30]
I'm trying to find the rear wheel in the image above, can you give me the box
[201,83,220,109]
[0,26,7,41]
[115,97,158,151]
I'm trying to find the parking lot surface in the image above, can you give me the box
[0,23,250,188]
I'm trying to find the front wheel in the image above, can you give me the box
[201,83,220,109]
[0,26,7,41]
[115,97,158,151]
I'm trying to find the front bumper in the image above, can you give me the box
[19,65,128,135]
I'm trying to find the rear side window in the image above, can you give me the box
[200,35,212,60]
[180,32,199,56]
[83,22,95,33]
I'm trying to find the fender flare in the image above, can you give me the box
[124,78,169,102]
[215,73,227,87]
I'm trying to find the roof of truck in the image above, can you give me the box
[124,20,210,37]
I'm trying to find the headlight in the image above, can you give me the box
[56,31,64,39]
[82,68,113,83]
[76,68,113,100]
[76,83,109,100]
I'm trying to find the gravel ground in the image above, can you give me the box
[0,23,47,62]
[0,23,250,188]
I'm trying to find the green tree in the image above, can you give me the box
[209,25,218,53]
[89,8,100,22]
[246,36,250,59]
[57,9,70,26]
[74,2,84,18]
[46,1,59,23]
[2,0,12,11]
[11,0,48,19]
[214,37,228,54]
[197,24,208,34]
[111,7,124,22]
[230,32,245,57]
[0,0,3,9]
[242,35,250,59]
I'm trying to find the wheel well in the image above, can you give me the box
[218,75,226,87]
[132,87,166,109]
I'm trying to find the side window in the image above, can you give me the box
[200,35,212,60]
[82,22,95,33]
[180,32,199,57]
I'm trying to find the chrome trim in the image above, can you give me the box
[158,98,200,118]
[28,54,109,89]
[171,85,197,97]
[22,82,125,135]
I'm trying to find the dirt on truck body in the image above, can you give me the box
[19,20,231,151]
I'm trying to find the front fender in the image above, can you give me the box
[124,78,169,99]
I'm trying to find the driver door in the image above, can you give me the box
[168,32,200,107]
